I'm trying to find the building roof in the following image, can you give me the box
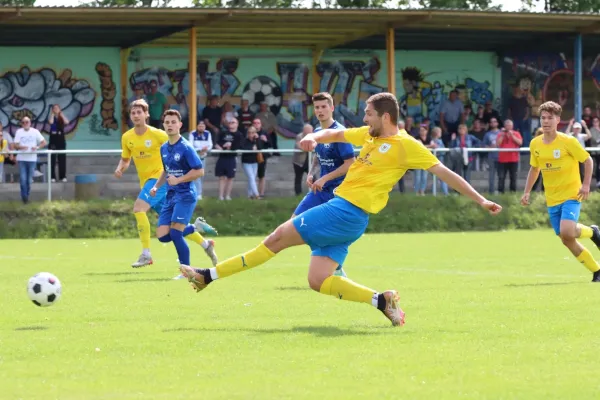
[0,7,598,51]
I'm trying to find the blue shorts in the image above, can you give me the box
[138,179,167,214]
[294,190,335,216]
[547,200,581,235]
[157,193,197,227]
[292,196,369,266]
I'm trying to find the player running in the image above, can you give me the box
[293,92,355,277]
[179,93,502,327]
[115,100,217,268]
[521,101,600,281]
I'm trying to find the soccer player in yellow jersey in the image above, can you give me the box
[115,100,218,268]
[180,93,502,326]
[521,101,600,282]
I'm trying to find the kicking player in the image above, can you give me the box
[115,100,217,268]
[179,93,501,327]
[293,92,355,277]
[521,101,600,281]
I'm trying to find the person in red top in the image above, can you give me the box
[497,119,523,193]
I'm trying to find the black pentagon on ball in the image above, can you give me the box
[47,294,56,303]
[32,283,42,294]
[32,300,41,307]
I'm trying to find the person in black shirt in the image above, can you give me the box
[241,126,262,199]
[202,95,222,144]
[252,118,272,198]
[47,104,69,182]
[215,118,242,200]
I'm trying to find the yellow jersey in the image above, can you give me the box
[335,126,440,214]
[529,132,590,207]
[121,126,168,187]
[0,138,7,163]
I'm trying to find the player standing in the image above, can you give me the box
[293,92,355,277]
[521,101,600,281]
[179,93,501,326]
[115,100,217,268]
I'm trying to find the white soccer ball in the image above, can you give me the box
[27,272,62,307]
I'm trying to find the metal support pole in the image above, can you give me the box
[574,34,583,122]
[47,150,52,202]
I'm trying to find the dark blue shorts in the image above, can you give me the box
[292,196,369,266]
[294,189,335,216]
[138,178,167,214]
[157,193,197,227]
[215,157,236,178]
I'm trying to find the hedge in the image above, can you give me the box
[1,193,599,239]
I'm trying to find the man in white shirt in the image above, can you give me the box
[14,117,46,203]
[188,120,213,200]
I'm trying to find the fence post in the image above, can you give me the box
[432,148,437,197]
[47,149,52,202]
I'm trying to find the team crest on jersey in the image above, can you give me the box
[379,143,391,153]
[145,140,152,148]
[323,144,331,148]
[553,149,560,159]
[174,153,181,161]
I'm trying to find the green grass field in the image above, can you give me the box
[2,231,600,399]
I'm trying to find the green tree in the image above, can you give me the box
[521,0,600,12]
[84,0,172,6]
[0,0,36,5]
[417,0,494,10]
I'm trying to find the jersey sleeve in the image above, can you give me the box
[156,129,168,145]
[120,133,131,159]
[185,145,203,169]
[342,126,369,146]
[336,142,356,160]
[529,140,539,168]
[566,135,590,163]
[402,137,440,170]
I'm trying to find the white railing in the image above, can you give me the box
[5,146,600,201]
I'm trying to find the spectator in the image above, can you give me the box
[241,126,261,199]
[439,90,464,145]
[430,126,448,195]
[146,80,168,129]
[214,118,242,201]
[566,119,592,181]
[253,118,271,199]
[470,118,487,171]
[405,116,418,137]
[188,120,213,200]
[221,101,238,129]
[482,117,501,194]
[463,104,475,129]
[202,95,222,144]
[47,104,69,183]
[589,117,600,187]
[449,124,480,183]
[582,106,595,128]
[238,99,254,132]
[1,123,16,183]
[256,102,279,156]
[14,117,47,204]
[496,119,523,193]
[507,85,531,147]
[482,101,502,130]
[293,124,312,196]
[0,130,7,183]
[414,125,434,195]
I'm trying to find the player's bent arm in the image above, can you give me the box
[428,163,487,205]
[310,129,347,144]
[523,166,540,194]
[154,171,167,189]
[320,158,354,182]
[582,157,593,187]
[176,168,204,184]
[116,158,131,173]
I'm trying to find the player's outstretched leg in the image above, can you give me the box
[561,222,600,282]
[308,255,405,327]
[132,200,153,268]
[179,219,305,292]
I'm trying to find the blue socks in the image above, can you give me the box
[182,224,195,236]
[170,228,190,265]
[158,234,172,243]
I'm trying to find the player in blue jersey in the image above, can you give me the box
[150,110,219,271]
[292,92,356,277]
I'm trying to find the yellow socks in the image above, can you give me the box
[134,212,151,251]
[576,247,600,272]
[215,242,275,278]
[186,232,205,246]
[319,275,376,304]
[578,224,593,239]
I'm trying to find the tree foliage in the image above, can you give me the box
[417,0,494,10]
[521,0,600,12]
[0,0,36,5]
[83,0,172,6]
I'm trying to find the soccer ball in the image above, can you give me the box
[242,76,283,116]
[27,272,62,307]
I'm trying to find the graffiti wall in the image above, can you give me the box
[501,52,600,121]
[0,47,120,149]
[128,48,500,148]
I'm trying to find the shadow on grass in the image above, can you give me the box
[274,286,311,291]
[85,272,144,277]
[163,325,397,337]
[505,281,585,288]
[114,278,173,283]
[15,326,48,331]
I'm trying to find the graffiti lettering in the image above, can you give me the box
[0,66,95,134]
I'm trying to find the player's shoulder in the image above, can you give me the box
[122,128,136,139]
[529,135,543,146]
[149,126,167,137]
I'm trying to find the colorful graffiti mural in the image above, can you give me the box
[501,53,600,120]
[399,66,495,123]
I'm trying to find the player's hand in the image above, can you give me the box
[114,168,123,179]
[306,175,314,190]
[299,135,317,152]
[481,199,502,215]
[312,177,327,193]
[149,187,157,197]
[167,175,180,186]
[578,184,590,201]
[520,192,530,206]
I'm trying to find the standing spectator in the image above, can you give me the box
[293,124,312,196]
[496,120,523,193]
[14,117,47,203]
[482,101,502,130]
[566,119,592,181]
[202,95,222,144]
[241,126,261,199]
[238,99,254,132]
[439,90,464,145]
[507,85,531,147]
[482,117,501,194]
[589,117,600,187]
[470,118,487,171]
[430,126,448,195]
[47,104,69,183]
[1,123,16,183]
[414,125,434,195]
[256,102,279,156]
[253,118,271,199]
[449,124,480,183]
[221,101,238,129]
[189,120,213,200]
[405,116,418,137]
[463,104,475,129]
[214,118,242,201]
[582,106,595,128]
[146,80,168,129]
[0,130,7,183]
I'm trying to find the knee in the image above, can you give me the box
[158,234,171,243]
[559,231,576,244]
[264,224,284,248]
[169,228,183,240]
[307,274,325,292]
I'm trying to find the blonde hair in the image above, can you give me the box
[538,101,562,117]
[130,99,149,113]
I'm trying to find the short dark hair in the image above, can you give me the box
[162,109,182,121]
[312,92,334,107]
[366,93,399,125]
